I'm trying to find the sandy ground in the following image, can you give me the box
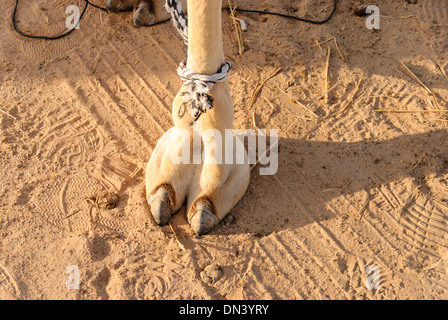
[0,0,447,300]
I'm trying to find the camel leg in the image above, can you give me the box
[180,0,249,235]
[185,90,250,235]
[145,90,197,225]
[145,0,249,234]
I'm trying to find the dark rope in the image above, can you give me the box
[12,0,337,41]
[85,0,108,12]
[226,0,338,25]
[12,0,106,40]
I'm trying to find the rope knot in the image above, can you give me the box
[166,0,233,121]
[177,61,232,121]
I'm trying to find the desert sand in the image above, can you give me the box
[0,0,447,300]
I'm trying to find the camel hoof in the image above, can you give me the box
[148,187,172,225]
[190,205,219,236]
[133,1,155,28]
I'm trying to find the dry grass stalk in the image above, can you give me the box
[243,64,320,118]
[130,166,142,179]
[308,80,340,111]
[263,96,276,118]
[375,109,448,113]
[427,94,437,109]
[314,38,324,51]
[358,198,371,220]
[91,48,103,75]
[0,108,17,120]
[169,222,186,251]
[433,60,448,80]
[293,114,315,121]
[277,86,320,118]
[431,92,440,109]
[405,154,424,173]
[331,78,363,116]
[322,180,352,192]
[313,37,333,48]
[248,67,282,110]
[324,46,331,104]
[227,0,244,55]
[333,37,346,62]
[251,111,257,128]
[311,37,346,62]
[399,61,434,95]
[64,210,80,219]
[367,95,400,100]
[304,78,363,138]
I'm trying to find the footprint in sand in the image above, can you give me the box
[0,266,20,300]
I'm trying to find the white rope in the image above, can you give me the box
[177,60,232,119]
[165,0,233,121]
[165,0,188,44]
